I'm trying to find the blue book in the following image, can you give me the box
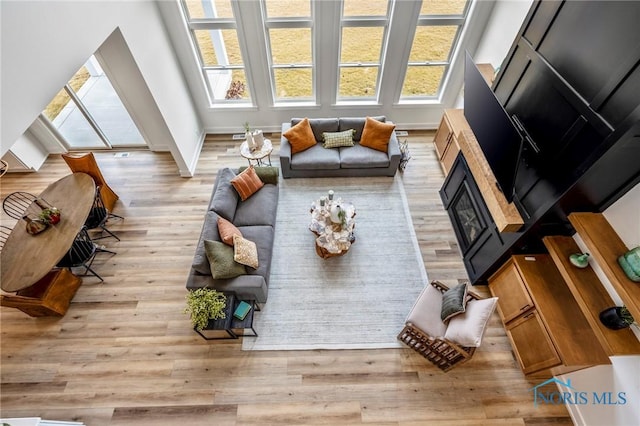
[233,301,252,320]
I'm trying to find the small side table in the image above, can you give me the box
[240,139,273,166]
[195,293,259,340]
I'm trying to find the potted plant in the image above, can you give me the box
[599,306,635,330]
[184,288,227,331]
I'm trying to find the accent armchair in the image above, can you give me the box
[398,280,498,371]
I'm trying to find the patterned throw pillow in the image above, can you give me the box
[360,116,396,152]
[217,217,242,246]
[231,165,264,201]
[204,239,246,279]
[322,129,355,149]
[283,117,317,154]
[233,235,259,269]
[440,282,468,322]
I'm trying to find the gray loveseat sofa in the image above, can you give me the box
[280,116,401,178]
[185,167,279,303]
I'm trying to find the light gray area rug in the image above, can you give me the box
[242,175,428,351]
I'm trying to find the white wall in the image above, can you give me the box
[0,1,201,176]
[453,0,533,108]
[454,0,532,108]
[473,0,533,70]
[604,182,640,249]
[1,130,48,172]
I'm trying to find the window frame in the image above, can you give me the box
[399,6,470,101]
[176,0,478,110]
[337,12,390,102]
[180,2,253,105]
[262,6,316,103]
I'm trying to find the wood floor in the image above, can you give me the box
[0,133,572,425]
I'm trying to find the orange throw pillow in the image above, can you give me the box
[217,217,242,246]
[231,165,264,201]
[360,116,396,153]
[283,118,317,154]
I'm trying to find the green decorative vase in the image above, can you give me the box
[618,246,640,282]
[569,252,590,268]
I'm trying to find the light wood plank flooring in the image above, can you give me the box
[0,133,571,425]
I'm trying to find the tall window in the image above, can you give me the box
[179,0,474,108]
[338,0,390,100]
[401,0,469,98]
[263,0,313,101]
[182,0,251,103]
[42,56,145,150]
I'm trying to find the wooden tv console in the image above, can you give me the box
[436,100,640,376]
[488,216,640,379]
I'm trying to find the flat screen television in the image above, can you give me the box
[463,52,523,203]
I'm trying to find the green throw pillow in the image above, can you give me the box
[322,129,355,149]
[440,282,468,322]
[238,166,279,185]
[204,239,246,279]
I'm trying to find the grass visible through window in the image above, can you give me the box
[43,67,90,121]
[187,0,465,98]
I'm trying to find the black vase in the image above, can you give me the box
[599,307,630,330]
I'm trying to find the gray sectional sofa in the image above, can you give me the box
[185,167,279,303]
[279,116,401,178]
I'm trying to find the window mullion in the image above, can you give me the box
[417,16,465,26]
[190,21,237,31]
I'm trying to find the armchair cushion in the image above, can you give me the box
[405,283,447,338]
[444,297,498,347]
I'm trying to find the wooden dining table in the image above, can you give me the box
[1,173,96,292]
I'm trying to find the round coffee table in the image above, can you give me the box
[309,200,356,259]
[240,139,273,166]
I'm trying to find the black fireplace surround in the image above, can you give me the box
[443,0,640,284]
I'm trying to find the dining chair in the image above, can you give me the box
[0,268,82,317]
[0,225,12,251]
[61,152,122,218]
[2,191,38,220]
[57,226,113,282]
[85,186,120,241]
